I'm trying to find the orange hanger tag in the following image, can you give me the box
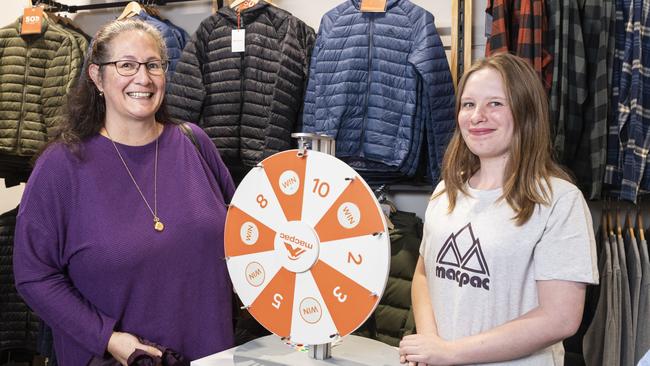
[22,6,44,35]
[360,0,387,12]
[239,0,256,11]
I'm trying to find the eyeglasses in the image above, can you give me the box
[98,60,168,76]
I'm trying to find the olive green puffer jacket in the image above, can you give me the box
[0,18,83,156]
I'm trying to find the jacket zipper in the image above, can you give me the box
[16,44,31,154]
[238,17,245,156]
[359,15,374,158]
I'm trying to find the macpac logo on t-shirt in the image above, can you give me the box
[435,223,490,290]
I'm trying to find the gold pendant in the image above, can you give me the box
[154,220,164,232]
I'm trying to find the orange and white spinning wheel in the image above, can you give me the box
[224,150,390,346]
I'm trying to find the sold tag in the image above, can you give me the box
[22,6,44,35]
[232,29,245,53]
[360,0,387,12]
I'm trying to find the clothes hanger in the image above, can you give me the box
[45,10,59,23]
[637,209,645,242]
[117,1,143,20]
[601,207,608,247]
[144,5,162,18]
[230,0,258,9]
[230,0,247,8]
[142,0,162,18]
[606,198,614,237]
[25,0,49,23]
[61,13,76,27]
[626,208,636,241]
[615,203,623,238]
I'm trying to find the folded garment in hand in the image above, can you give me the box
[88,338,189,366]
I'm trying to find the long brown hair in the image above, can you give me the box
[35,19,173,161]
[436,53,571,225]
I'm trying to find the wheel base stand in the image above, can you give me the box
[309,343,331,360]
[233,335,401,366]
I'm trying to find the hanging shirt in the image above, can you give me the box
[485,0,552,92]
[615,233,634,366]
[420,178,598,365]
[636,238,650,364]
[605,0,650,202]
[564,0,614,200]
[583,227,616,366]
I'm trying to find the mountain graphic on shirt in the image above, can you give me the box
[436,223,490,276]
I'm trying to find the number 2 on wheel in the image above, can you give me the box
[347,252,363,265]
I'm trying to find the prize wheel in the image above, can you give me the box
[224,150,390,345]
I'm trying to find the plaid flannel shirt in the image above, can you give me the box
[485,0,552,92]
[547,0,587,166]
[604,0,630,188]
[568,0,615,199]
[606,0,650,203]
[485,0,512,53]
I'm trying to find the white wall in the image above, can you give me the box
[0,0,487,218]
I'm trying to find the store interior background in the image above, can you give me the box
[0,0,489,217]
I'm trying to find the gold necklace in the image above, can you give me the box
[105,126,164,232]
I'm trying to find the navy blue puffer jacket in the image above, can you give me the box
[302,0,455,182]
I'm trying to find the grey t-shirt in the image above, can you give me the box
[420,177,599,365]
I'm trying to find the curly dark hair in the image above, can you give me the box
[37,19,175,161]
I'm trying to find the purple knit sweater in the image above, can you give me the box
[13,123,235,365]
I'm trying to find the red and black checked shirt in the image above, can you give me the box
[485,0,552,93]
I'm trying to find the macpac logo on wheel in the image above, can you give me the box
[280,232,313,260]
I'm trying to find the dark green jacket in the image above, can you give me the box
[0,18,83,156]
[357,210,423,346]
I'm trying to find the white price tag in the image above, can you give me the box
[232,29,246,53]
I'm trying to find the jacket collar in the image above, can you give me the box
[219,1,272,25]
[350,0,401,11]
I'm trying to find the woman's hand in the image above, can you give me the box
[399,333,456,366]
[107,332,162,366]
[399,353,431,366]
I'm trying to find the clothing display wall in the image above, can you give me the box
[486,0,650,204]
[166,1,316,183]
[485,2,650,364]
[302,0,455,185]
[6,0,649,365]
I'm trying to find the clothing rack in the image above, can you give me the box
[31,0,223,14]
[450,0,473,87]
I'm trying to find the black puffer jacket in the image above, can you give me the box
[0,206,39,352]
[167,2,315,179]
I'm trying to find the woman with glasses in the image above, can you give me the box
[12,19,236,364]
